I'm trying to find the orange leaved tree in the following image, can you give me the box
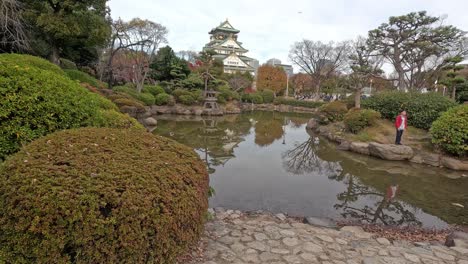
[256,64,287,95]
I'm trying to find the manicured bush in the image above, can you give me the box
[273,97,325,108]
[217,86,240,103]
[344,109,382,133]
[0,127,209,263]
[242,93,263,104]
[172,88,192,99]
[0,57,135,160]
[113,85,138,97]
[94,109,144,129]
[142,85,165,96]
[179,94,196,105]
[190,89,204,103]
[154,93,171,105]
[361,91,456,130]
[319,101,348,122]
[65,69,106,88]
[59,58,78,70]
[259,89,275,104]
[0,53,64,75]
[107,92,134,102]
[430,104,468,157]
[113,98,146,111]
[135,92,155,106]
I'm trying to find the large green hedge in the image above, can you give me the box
[319,101,348,122]
[64,69,105,88]
[362,91,457,130]
[0,55,141,160]
[0,127,209,263]
[430,104,468,157]
[0,53,65,75]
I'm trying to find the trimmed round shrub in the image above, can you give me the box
[259,89,275,104]
[142,85,165,96]
[430,104,468,157]
[217,86,240,103]
[0,57,134,161]
[113,85,138,97]
[154,93,171,105]
[0,53,64,75]
[172,88,192,99]
[179,94,196,105]
[242,93,263,104]
[319,101,348,122]
[65,69,105,88]
[94,110,144,130]
[59,58,78,70]
[190,89,204,103]
[362,91,456,130]
[0,127,209,263]
[135,92,155,106]
[344,109,382,133]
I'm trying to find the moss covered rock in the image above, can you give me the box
[0,127,209,263]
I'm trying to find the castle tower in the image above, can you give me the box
[203,19,258,74]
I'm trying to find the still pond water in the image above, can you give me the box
[153,111,468,229]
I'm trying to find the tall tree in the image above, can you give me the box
[150,46,190,82]
[176,50,198,63]
[256,64,287,95]
[290,73,314,96]
[289,40,350,97]
[367,11,466,90]
[21,0,111,65]
[439,56,466,100]
[347,36,384,108]
[125,18,168,92]
[0,0,29,52]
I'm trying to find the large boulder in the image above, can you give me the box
[349,142,370,155]
[368,142,414,161]
[143,117,158,126]
[306,118,319,130]
[441,156,468,171]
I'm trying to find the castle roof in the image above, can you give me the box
[209,19,240,34]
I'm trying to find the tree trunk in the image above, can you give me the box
[354,88,361,109]
[452,86,457,100]
[49,45,60,65]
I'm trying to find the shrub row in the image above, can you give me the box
[0,127,209,263]
[361,91,456,130]
[273,98,325,108]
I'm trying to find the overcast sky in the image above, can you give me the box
[108,0,468,68]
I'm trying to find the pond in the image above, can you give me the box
[153,111,468,229]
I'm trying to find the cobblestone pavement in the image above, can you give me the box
[190,209,468,264]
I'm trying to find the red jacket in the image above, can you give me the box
[395,115,407,129]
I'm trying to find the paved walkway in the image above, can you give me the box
[190,209,468,264]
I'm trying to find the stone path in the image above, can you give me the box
[189,209,468,264]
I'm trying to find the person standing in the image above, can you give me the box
[394,111,407,145]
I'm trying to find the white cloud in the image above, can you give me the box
[108,0,468,69]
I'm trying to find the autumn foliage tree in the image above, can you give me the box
[290,73,314,96]
[256,64,287,95]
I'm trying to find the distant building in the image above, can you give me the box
[266,58,293,76]
[203,19,258,74]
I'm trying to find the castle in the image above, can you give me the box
[203,19,258,74]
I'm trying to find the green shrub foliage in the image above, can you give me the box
[154,93,172,105]
[319,101,348,122]
[59,58,78,70]
[0,127,209,263]
[259,89,275,103]
[273,98,325,108]
[0,56,137,160]
[242,93,263,104]
[179,94,196,105]
[217,86,240,103]
[430,104,468,157]
[344,109,382,133]
[361,91,456,130]
[142,85,165,96]
[0,53,64,75]
[65,69,105,88]
[135,92,155,106]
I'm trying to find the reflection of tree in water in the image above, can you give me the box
[289,117,308,128]
[282,137,342,176]
[254,117,284,147]
[330,173,421,226]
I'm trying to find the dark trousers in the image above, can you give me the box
[395,129,404,145]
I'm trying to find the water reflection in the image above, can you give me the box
[153,111,468,228]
